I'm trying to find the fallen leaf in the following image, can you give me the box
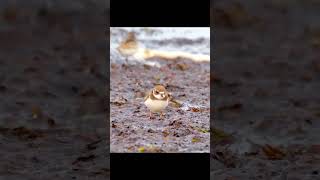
[162,130,169,137]
[138,147,145,153]
[262,144,286,160]
[192,137,201,143]
[212,128,234,145]
[195,127,210,133]
[191,107,201,112]
[127,146,135,152]
[212,128,230,138]
[176,63,189,71]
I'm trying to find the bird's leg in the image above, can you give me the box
[160,112,164,120]
[149,111,155,119]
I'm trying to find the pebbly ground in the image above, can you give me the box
[110,59,210,153]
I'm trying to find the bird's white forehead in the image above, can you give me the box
[153,89,165,93]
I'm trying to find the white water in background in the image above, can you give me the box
[110,27,210,64]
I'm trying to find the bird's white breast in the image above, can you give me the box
[144,98,168,112]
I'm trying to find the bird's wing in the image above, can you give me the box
[168,93,183,107]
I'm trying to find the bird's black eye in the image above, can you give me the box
[154,90,159,94]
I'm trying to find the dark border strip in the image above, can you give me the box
[110,0,209,27]
[110,153,210,179]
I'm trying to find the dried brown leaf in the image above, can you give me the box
[176,63,189,71]
[262,144,286,160]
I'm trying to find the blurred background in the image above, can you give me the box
[0,0,109,179]
[110,27,210,64]
[211,0,320,179]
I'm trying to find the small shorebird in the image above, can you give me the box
[117,32,139,63]
[144,85,170,119]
